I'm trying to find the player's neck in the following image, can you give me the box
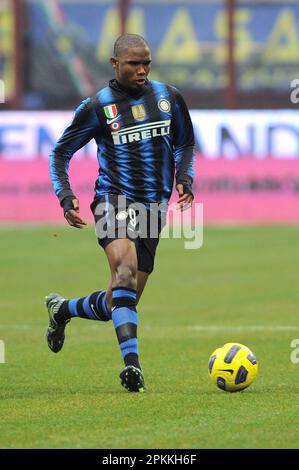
[110,78,149,97]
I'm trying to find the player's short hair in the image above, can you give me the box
[113,34,149,57]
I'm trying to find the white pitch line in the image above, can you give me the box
[189,325,299,332]
[0,324,299,333]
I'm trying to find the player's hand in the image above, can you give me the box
[64,198,87,229]
[176,184,194,211]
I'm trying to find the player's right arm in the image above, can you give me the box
[49,98,99,228]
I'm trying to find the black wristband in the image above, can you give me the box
[182,183,194,199]
[60,196,75,215]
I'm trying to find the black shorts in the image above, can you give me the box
[90,194,167,274]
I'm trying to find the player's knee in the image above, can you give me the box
[114,262,137,290]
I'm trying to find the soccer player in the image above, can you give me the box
[46,34,195,392]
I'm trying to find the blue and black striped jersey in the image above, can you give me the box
[50,79,195,206]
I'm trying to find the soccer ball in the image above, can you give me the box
[208,342,258,392]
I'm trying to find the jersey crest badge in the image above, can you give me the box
[104,104,118,119]
[131,104,146,121]
[158,99,171,113]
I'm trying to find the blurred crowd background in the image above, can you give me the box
[2,0,299,110]
[0,0,299,224]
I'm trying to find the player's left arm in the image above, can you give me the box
[172,89,195,211]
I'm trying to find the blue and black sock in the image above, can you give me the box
[55,291,111,323]
[111,287,140,369]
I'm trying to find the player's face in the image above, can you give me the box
[111,47,151,90]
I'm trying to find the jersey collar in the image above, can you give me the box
[109,79,150,98]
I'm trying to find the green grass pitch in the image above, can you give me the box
[1,225,299,449]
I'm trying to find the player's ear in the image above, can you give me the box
[110,57,117,69]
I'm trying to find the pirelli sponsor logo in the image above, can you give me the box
[112,120,171,145]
